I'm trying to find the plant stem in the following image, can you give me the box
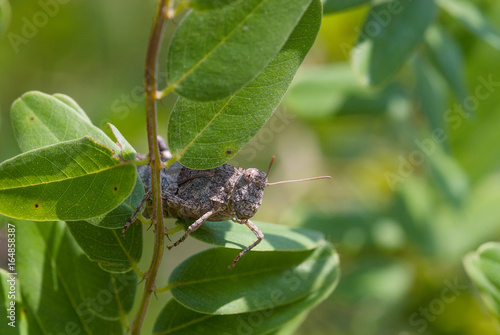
[130,0,170,333]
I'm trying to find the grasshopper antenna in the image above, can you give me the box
[256,155,277,184]
[266,175,332,186]
[259,156,332,186]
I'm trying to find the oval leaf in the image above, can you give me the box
[168,0,322,168]
[437,0,500,50]
[10,91,118,153]
[427,146,469,209]
[413,56,448,134]
[168,241,339,314]
[154,248,339,334]
[424,25,470,108]
[352,0,437,86]
[464,242,500,319]
[0,136,137,221]
[167,0,313,101]
[178,220,323,251]
[66,220,142,273]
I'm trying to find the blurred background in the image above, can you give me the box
[1,0,500,334]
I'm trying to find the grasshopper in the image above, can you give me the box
[123,137,330,268]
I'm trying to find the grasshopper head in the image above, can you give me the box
[230,168,267,220]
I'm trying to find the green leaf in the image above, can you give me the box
[179,220,323,251]
[0,0,11,38]
[437,0,500,50]
[16,221,127,333]
[108,123,137,161]
[10,91,118,153]
[188,0,238,11]
[74,264,137,319]
[167,0,313,101]
[154,247,339,334]
[424,25,470,108]
[0,136,137,221]
[284,63,406,118]
[321,0,371,14]
[53,93,92,123]
[84,174,144,229]
[66,220,142,273]
[427,146,469,208]
[352,0,437,86]
[168,0,322,168]
[464,242,500,319]
[413,56,448,134]
[168,241,339,314]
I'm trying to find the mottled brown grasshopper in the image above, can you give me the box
[123,138,330,268]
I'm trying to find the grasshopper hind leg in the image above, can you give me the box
[228,219,263,269]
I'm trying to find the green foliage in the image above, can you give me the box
[154,240,338,334]
[0,137,136,221]
[0,1,336,334]
[167,240,338,314]
[166,0,313,101]
[168,0,322,168]
[11,91,119,153]
[427,147,469,208]
[437,0,500,50]
[424,25,470,107]
[464,242,500,319]
[352,0,438,86]
[66,220,142,273]
[154,265,337,334]
[284,63,405,118]
[281,0,500,333]
[158,223,339,334]
[4,0,499,333]
[16,221,135,334]
[413,55,448,135]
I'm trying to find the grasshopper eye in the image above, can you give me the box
[242,170,254,183]
[242,168,261,183]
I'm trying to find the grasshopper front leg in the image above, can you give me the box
[122,190,152,237]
